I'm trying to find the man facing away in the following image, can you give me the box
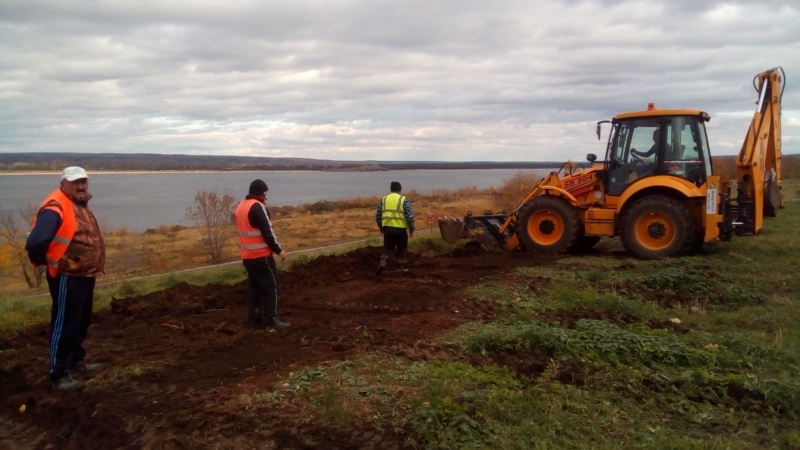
[25,166,106,391]
[375,181,415,275]
[234,179,290,328]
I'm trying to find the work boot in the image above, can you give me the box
[375,258,387,275]
[70,360,104,374]
[396,264,409,273]
[51,373,84,392]
[265,319,290,329]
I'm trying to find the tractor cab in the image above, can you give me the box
[602,108,712,196]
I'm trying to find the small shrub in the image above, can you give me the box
[116,281,137,298]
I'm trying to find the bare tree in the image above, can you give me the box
[184,189,237,262]
[0,203,46,288]
[497,171,541,211]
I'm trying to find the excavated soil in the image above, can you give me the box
[1,244,562,449]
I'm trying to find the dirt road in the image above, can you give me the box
[0,244,547,449]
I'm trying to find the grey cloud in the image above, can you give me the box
[0,0,797,161]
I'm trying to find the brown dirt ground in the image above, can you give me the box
[0,243,561,450]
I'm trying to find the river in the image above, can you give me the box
[0,169,554,232]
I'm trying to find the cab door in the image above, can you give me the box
[658,116,710,187]
[605,118,663,196]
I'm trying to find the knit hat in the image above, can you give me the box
[248,179,269,195]
[390,181,402,192]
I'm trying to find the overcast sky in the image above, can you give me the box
[0,0,797,162]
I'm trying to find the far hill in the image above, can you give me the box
[711,154,800,179]
[0,153,562,173]
[2,152,798,178]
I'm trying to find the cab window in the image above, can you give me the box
[659,116,707,186]
[606,118,661,195]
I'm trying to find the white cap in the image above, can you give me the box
[61,166,89,181]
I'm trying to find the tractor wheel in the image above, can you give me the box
[517,196,581,253]
[569,236,602,253]
[620,195,695,259]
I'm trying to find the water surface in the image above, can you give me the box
[0,169,551,231]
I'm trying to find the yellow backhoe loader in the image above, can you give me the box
[440,67,785,259]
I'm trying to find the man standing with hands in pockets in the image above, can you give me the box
[235,179,289,328]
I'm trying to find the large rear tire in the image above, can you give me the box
[620,195,695,259]
[517,196,581,253]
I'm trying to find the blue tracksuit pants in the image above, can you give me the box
[46,273,95,381]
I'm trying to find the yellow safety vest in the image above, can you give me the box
[381,193,407,229]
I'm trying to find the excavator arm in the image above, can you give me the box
[733,67,785,235]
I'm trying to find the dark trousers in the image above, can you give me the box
[381,230,409,263]
[242,256,282,324]
[46,273,95,380]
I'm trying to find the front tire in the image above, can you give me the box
[620,195,695,259]
[517,196,581,253]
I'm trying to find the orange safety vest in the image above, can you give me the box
[33,189,77,277]
[234,198,273,259]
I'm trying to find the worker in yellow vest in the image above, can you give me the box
[234,179,289,328]
[375,181,415,274]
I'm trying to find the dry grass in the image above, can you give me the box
[0,193,501,295]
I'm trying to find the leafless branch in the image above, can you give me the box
[184,189,237,261]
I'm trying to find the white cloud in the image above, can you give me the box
[0,0,797,161]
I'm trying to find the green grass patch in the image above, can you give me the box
[408,232,467,255]
[412,197,800,448]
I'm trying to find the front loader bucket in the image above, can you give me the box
[438,213,510,251]
[438,217,469,243]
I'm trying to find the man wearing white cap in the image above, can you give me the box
[26,166,106,391]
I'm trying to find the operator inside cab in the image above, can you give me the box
[629,128,671,179]
[606,115,710,196]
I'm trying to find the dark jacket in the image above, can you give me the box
[245,195,283,255]
[26,193,106,277]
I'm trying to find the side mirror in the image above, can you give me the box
[595,120,610,140]
[587,154,597,163]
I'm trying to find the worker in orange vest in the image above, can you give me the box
[234,179,289,328]
[25,167,106,392]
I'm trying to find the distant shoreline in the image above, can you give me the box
[0,170,318,175]
[0,167,559,176]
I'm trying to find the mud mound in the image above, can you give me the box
[98,281,244,326]
[0,245,536,449]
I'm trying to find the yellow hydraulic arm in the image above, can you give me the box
[736,67,785,234]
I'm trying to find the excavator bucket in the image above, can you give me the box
[438,217,469,243]
[438,214,508,251]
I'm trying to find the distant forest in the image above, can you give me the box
[0,153,562,172]
[1,152,798,178]
[711,154,800,179]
